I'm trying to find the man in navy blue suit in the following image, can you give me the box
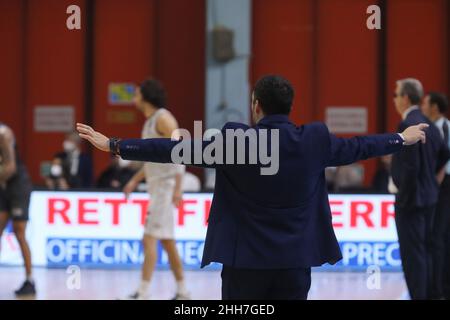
[77,75,430,300]
[391,79,450,300]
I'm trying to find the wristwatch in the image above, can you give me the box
[397,133,406,145]
[109,138,122,156]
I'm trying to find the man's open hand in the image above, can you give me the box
[76,123,110,152]
[401,123,429,146]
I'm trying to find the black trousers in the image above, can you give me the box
[395,204,436,300]
[221,265,311,300]
[431,175,450,299]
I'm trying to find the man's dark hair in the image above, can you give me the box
[253,75,294,115]
[428,92,448,114]
[140,79,166,109]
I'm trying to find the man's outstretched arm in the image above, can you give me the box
[76,123,217,168]
[327,123,429,167]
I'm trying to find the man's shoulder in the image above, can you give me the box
[222,121,329,136]
[303,121,328,132]
[222,122,251,130]
[404,109,429,125]
[300,122,330,139]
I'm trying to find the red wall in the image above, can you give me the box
[156,0,205,133]
[92,0,157,177]
[0,0,205,184]
[252,0,449,186]
[0,0,26,157]
[1,0,448,187]
[252,0,315,124]
[155,0,206,179]
[386,0,448,132]
[92,0,205,179]
[24,0,87,183]
[315,0,381,184]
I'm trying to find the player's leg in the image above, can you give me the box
[0,190,10,237]
[9,177,35,296]
[140,234,158,285]
[160,239,183,281]
[121,233,157,299]
[135,234,158,299]
[12,219,35,296]
[161,239,189,299]
[0,211,10,240]
[12,220,32,277]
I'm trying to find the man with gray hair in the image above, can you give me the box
[391,78,450,299]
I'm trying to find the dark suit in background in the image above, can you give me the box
[391,108,450,299]
[431,117,450,299]
[119,114,405,299]
[55,151,94,188]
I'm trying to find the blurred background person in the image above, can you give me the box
[324,167,337,192]
[142,171,202,193]
[371,155,392,194]
[97,156,136,190]
[391,79,450,300]
[421,91,450,299]
[121,79,189,300]
[44,157,69,190]
[333,163,365,193]
[180,171,201,192]
[0,122,35,296]
[47,132,93,189]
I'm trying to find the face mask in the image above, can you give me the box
[50,164,63,177]
[63,140,76,153]
[118,158,131,168]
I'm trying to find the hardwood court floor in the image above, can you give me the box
[0,267,408,300]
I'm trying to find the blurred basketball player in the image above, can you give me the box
[0,122,34,296]
[121,79,189,300]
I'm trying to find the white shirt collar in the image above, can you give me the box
[434,116,449,139]
[402,105,419,120]
[435,116,446,128]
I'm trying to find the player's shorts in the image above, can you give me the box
[0,169,32,221]
[144,178,176,240]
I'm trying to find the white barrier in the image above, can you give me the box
[0,192,400,270]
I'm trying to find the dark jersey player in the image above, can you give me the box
[0,122,35,296]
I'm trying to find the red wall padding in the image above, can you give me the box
[315,0,381,184]
[155,0,205,134]
[23,0,87,183]
[252,0,315,124]
[1,0,448,186]
[252,0,449,186]
[92,0,157,178]
[386,0,448,132]
[155,0,206,180]
[0,0,26,158]
[92,0,206,179]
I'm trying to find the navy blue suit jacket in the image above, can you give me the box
[391,109,450,208]
[119,114,404,269]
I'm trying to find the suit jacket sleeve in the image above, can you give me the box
[118,138,220,168]
[118,122,254,169]
[326,126,404,167]
[390,121,420,191]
